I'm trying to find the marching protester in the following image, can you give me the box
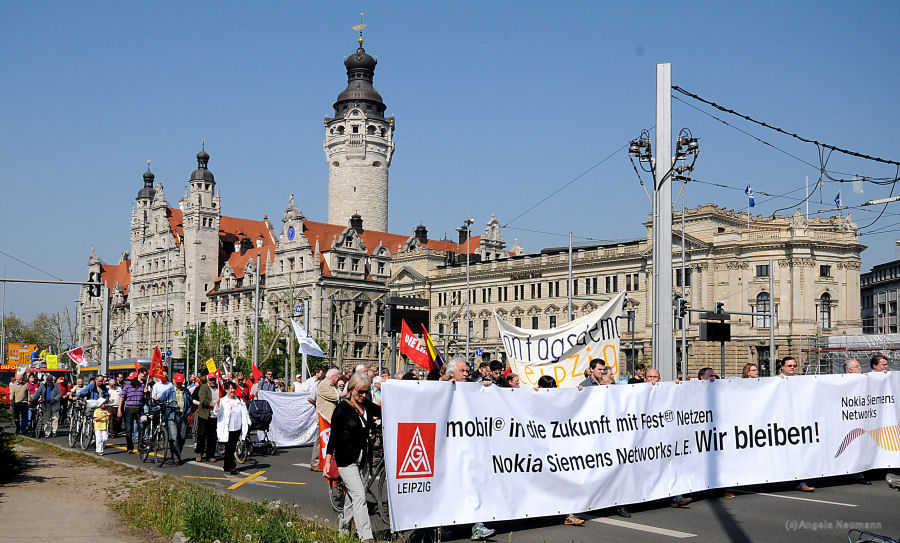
[628,364,646,383]
[259,370,278,392]
[107,376,122,437]
[844,359,863,373]
[302,368,323,393]
[311,368,341,471]
[215,380,250,475]
[870,354,889,372]
[779,356,799,377]
[157,373,192,465]
[323,372,381,543]
[93,397,110,455]
[77,374,110,401]
[119,371,145,454]
[193,374,219,463]
[644,367,661,383]
[31,375,62,437]
[579,359,606,388]
[507,373,520,388]
[371,376,383,405]
[741,363,759,378]
[698,367,716,381]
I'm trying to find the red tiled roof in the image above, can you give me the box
[301,219,480,257]
[218,216,276,280]
[167,208,184,248]
[101,259,131,295]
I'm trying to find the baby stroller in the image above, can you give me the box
[235,398,277,463]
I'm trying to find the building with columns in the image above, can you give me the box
[391,205,864,380]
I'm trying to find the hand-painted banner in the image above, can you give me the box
[495,291,626,387]
[381,373,900,532]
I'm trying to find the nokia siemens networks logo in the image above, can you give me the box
[397,422,436,479]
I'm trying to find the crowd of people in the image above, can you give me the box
[4,352,893,542]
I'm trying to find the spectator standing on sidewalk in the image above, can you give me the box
[93,397,110,455]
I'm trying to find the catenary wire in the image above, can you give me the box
[672,86,900,167]
[0,249,65,281]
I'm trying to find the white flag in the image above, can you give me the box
[291,319,325,357]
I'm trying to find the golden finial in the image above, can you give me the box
[352,12,366,46]
[146,159,151,169]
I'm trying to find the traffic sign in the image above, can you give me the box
[475,348,483,357]
[295,305,303,314]
[166,349,172,358]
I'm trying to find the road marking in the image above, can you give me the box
[185,475,234,481]
[591,518,697,538]
[293,462,312,468]
[228,470,266,490]
[734,490,857,507]
[262,480,307,485]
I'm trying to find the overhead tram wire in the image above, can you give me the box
[501,140,634,229]
[0,249,66,282]
[672,86,900,168]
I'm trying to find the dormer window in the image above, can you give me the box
[256,239,263,248]
[352,125,359,134]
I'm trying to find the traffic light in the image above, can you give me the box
[678,298,688,318]
[277,338,287,354]
[88,272,101,297]
[224,344,232,358]
[715,301,725,313]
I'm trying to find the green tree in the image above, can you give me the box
[242,320,285,378]
[181,322,233,374]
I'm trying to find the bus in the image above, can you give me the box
[78,358,152,380]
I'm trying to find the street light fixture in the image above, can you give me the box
[461,217,475,362]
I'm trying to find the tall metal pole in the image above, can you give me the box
[681,182,687,381]
[148,279,153,356]
[567,232,574,322]
[769,259,775,375]
[1,266,6,367]
[253,253,260,368]
[165,248,170,374]
[653,63,675,381]
[465,220,471,362]
[101,286,110,375]
[377,303,383,375]
[302,298,310,381]
[194,321,199,377]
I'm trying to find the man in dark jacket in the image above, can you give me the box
[30,375,62,437]
[193,374,218,462]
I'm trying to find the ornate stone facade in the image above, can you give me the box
[391,205,864,378]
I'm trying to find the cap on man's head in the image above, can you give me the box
[173,373,185,383]
[127,371,139,380]
[296,374,302,379]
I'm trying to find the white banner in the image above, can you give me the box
[256,391,318,447]
[495,291,626,388]
[382,374,900,532]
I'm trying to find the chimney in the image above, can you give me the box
[415,224,428,244]
[240,236,253,255]
[457,225,468,245]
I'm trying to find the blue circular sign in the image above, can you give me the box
[475,348,483,357]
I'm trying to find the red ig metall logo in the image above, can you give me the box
[396,422,436,479]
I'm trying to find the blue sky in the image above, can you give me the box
[3,1,900,320]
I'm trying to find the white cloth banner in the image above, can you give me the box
[382,374,900,532]
[256,391,318,447]
[495,291,626,388]
[291,319,325,358]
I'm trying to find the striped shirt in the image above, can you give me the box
[121,382,145,406]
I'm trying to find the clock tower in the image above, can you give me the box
[324,33,394,232]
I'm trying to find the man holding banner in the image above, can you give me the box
[313,369,340,471]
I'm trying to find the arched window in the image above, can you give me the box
[819,293,832,329]
[755,292,770,328]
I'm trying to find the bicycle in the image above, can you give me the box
[79,400,99,451]
[67,400,86,448]
[138,401,171,466]
[326,421,390,526]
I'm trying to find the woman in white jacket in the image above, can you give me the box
[215,380,250,475]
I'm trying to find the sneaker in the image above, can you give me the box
[564,514,585,526]
[723,492,736,499]
[617,506,631,518]
[797,484,815,492]
[471,522,496,540]
[196,453,202,462]
[670,496,693,507]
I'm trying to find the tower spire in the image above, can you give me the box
[353,12,366,49]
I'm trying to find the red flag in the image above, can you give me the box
[317,411,331,467]
[400,319,434,371]
[133,359,143,371]
[250,362,263,385]
[65,346,88,367]
[149,346,164,380]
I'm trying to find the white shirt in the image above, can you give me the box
[292,380,304,393]
[151,380,174,401]
[303,376,319,393]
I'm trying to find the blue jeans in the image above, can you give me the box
[166,416,186,462]
[123,406,141,451]
[13,402,29,433]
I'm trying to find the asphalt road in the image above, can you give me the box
[29,428,900,543]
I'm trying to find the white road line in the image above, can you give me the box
[591,517,697,538]
[293,462,311,468]
[186,460,224,471]
[740,491,858,507]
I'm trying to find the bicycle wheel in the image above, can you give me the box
[138,426,152,462]
[79,417,93,450]
[372,464,390,526]
[154,427,169,466]
[328,479,346,513]
[235,439,249,464]
[67,416,78,447]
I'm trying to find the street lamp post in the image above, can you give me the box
[462,217,475,362]
[628,63,699,381]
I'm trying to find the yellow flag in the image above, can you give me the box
[205,358,217,374]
